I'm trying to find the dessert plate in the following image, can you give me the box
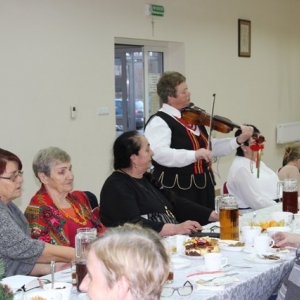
[188,273,236,286]
[219,240,245,252]
[244,253,284,264]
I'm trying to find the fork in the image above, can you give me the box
[200,272,239,282]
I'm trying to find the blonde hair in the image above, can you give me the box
[283,142,300,166]
[89,223,169,300]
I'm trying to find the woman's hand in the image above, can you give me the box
[175,220,202,235]
[273,232,300,248]
[195,149,212,162]
[208,210,219,222]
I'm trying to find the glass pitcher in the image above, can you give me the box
[278,179,298,213]
[75,228,97,291]
[218,194,239,241]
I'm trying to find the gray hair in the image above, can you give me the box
[89,223,169,300]
[33,147,71,178]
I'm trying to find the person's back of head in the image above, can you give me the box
[282,142,300,167]
[235,124,260,156]
[88,223,169,300]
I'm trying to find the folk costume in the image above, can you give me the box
[145,104,240,209]
[24,185,105,247]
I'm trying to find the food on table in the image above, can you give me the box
[184,237,220,256]
[250,219,285,231]
[228,242,245,247]
[30,296,46,300]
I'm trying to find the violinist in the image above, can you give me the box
[226,125,279,213]
[144,71,253,209]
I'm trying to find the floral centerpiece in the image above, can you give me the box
[0,259,14,300]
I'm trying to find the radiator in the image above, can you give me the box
[276,122,300,144]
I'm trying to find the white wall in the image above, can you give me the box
[1,0,300,211]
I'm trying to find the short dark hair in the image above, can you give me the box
[235,124,260,156]
[157,71,186,104]
[113,131,142,170]
[0,149,23,175]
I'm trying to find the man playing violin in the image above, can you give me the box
[144,71,253,209]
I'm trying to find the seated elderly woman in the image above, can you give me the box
[100,131,219,236]
[80,223,170,300]
[0,148,74,277]
[24,147,105,247]
[278,142,300,194]
[226,125,279,213]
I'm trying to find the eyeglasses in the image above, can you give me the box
[161,281,193,297]
[252,133,265,144]
[0,171,23,182]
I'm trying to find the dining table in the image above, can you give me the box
[2,202,296,300]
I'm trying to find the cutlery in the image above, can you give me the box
[256,254,280,260]
[224,264,251,269]
[197,272,239,283]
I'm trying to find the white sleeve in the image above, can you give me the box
[229,167,277,210]
[145,116,196,168]
[211,137,239,157]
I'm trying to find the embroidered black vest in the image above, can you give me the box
[146,111,214,189]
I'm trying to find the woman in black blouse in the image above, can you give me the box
[99,131,219,236]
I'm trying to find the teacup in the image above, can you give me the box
[43,282,72,300]
[241,226,262,248]
[204,253,228,272]
[253,235,275,254]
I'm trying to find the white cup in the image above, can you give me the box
[176,235,187,253]
[253,235,275,254]
[204,253,228,272]
[242,226,262,248]
[43,282,72,300]
[163,236,177,255]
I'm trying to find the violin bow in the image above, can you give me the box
[206,94,216,172]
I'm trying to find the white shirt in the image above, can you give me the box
[227,156,279,212]
[144,104,240,168]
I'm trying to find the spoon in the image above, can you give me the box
[250,212,257,229]
[50,261,55,289]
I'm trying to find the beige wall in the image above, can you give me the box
[1,0,300,211]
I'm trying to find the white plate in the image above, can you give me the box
[244,253,283,264]
[171,257,191,269]
[179,250,204,260]
[78,294,90,300]
[189,273,235,286]
[219,240,245,252]
[244,247,276,254]
[194,264,233,273]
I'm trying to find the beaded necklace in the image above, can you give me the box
[55,198,87,226]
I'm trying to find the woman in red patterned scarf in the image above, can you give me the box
[24,147,105,247]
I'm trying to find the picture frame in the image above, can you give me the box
[238,19,251,57]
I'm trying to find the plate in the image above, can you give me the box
[179,250,204,260]
[189,273,236,286]
[244,247,276,254]
[244,253,284,264]
[78,294,90,300]
[171,257,191,269]
[193,264,233,273]
[219,240,245,252]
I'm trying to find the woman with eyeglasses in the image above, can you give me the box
[226,125,279,213]
[0,148,74,277]
[80,223,170,300]
[24,147,105,247]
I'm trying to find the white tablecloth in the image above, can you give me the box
[5,203,296,300]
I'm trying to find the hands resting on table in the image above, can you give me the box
[273,232,300,248]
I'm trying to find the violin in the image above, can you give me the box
[181,104,241,134]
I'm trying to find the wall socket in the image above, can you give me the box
[97,107,109,115]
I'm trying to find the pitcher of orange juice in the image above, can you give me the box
[219,194,239,241]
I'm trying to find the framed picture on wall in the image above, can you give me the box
[238,19,251,57]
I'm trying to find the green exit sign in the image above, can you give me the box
[147,4,165,17]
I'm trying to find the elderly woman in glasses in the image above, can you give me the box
[24,147,105,248]
[0,148,74,277]
[80,223,170,300]
[226,125,279,213]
